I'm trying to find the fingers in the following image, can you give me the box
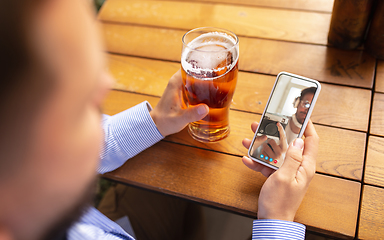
[277,121,318,180]
[301,120,319,178]
[267,139,280,154]
[243,135,267,150]
[165,69,183,93]
[277,123,288,151]
[303,120,317,138]
[278,138,304,179]
[242,121,261,150]
[169,69,182,85]
[303,120,319,160]
[182,104,209,123]
[262,142,276,159]
[263,139,281,160]
[242,156,274,177]
[251,122,259,133]
[242,138,252,149]
[261,167,275,177]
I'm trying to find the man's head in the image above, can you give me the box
[295,87,316,124]
[0,0,112,239]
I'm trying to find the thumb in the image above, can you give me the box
[277,123,288,151]
[279,138,304,177]
[183,104,209,123]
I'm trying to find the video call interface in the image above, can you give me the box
[249,74,318,168]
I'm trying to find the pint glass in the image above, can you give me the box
[181,27,239,142]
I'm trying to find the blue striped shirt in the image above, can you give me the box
[68,101,305,239]
[253,219,305,239]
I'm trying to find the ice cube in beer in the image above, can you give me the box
[186,44,232,78]
[214,51,232,76]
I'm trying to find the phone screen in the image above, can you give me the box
[248,72,321,169]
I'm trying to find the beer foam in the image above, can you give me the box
[181,32,239,80]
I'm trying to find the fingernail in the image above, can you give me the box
[293,138,304,149]
[197,105,208,115]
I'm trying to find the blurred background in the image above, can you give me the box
[94,0,105,11]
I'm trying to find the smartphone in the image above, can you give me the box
[248,72,321,170]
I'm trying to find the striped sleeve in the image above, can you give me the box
[98,101,164,174]
[68,207,135,240]
[252,219,306,240]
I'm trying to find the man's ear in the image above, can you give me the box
[0,225,13,240]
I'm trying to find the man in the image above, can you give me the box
[285,87,317,144]
[0,0,319,240]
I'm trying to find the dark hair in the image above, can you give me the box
[0,0,55,177]
[300,87,316,100]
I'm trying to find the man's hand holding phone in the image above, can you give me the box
[242,120,319,221]
[248,72,320,169]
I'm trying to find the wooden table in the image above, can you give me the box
[98,0,384,239]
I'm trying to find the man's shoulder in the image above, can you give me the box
[67,207,134,240]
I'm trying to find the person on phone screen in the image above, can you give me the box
[285,87,316,144]
[251,87,316,165]
[0,0,318,240]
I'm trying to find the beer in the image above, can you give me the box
[181,28,239,142]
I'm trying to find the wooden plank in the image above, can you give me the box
[375,60,384,93]
[296,175,360,238]
[100,24,375,89]
[106,53,180,96]
[311,84,370,132]
[102,140,360,237]
[316,126,365,181]
[164,0,334,13]
[106,54,371,131]
[359,185,384,240]
[370,93,384,136]
[104,141,265,217]
[106,54,275,115]
[98,0,331,45]
[365,136,384,187]
[240,37,375,89]
[102,90,366,180]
